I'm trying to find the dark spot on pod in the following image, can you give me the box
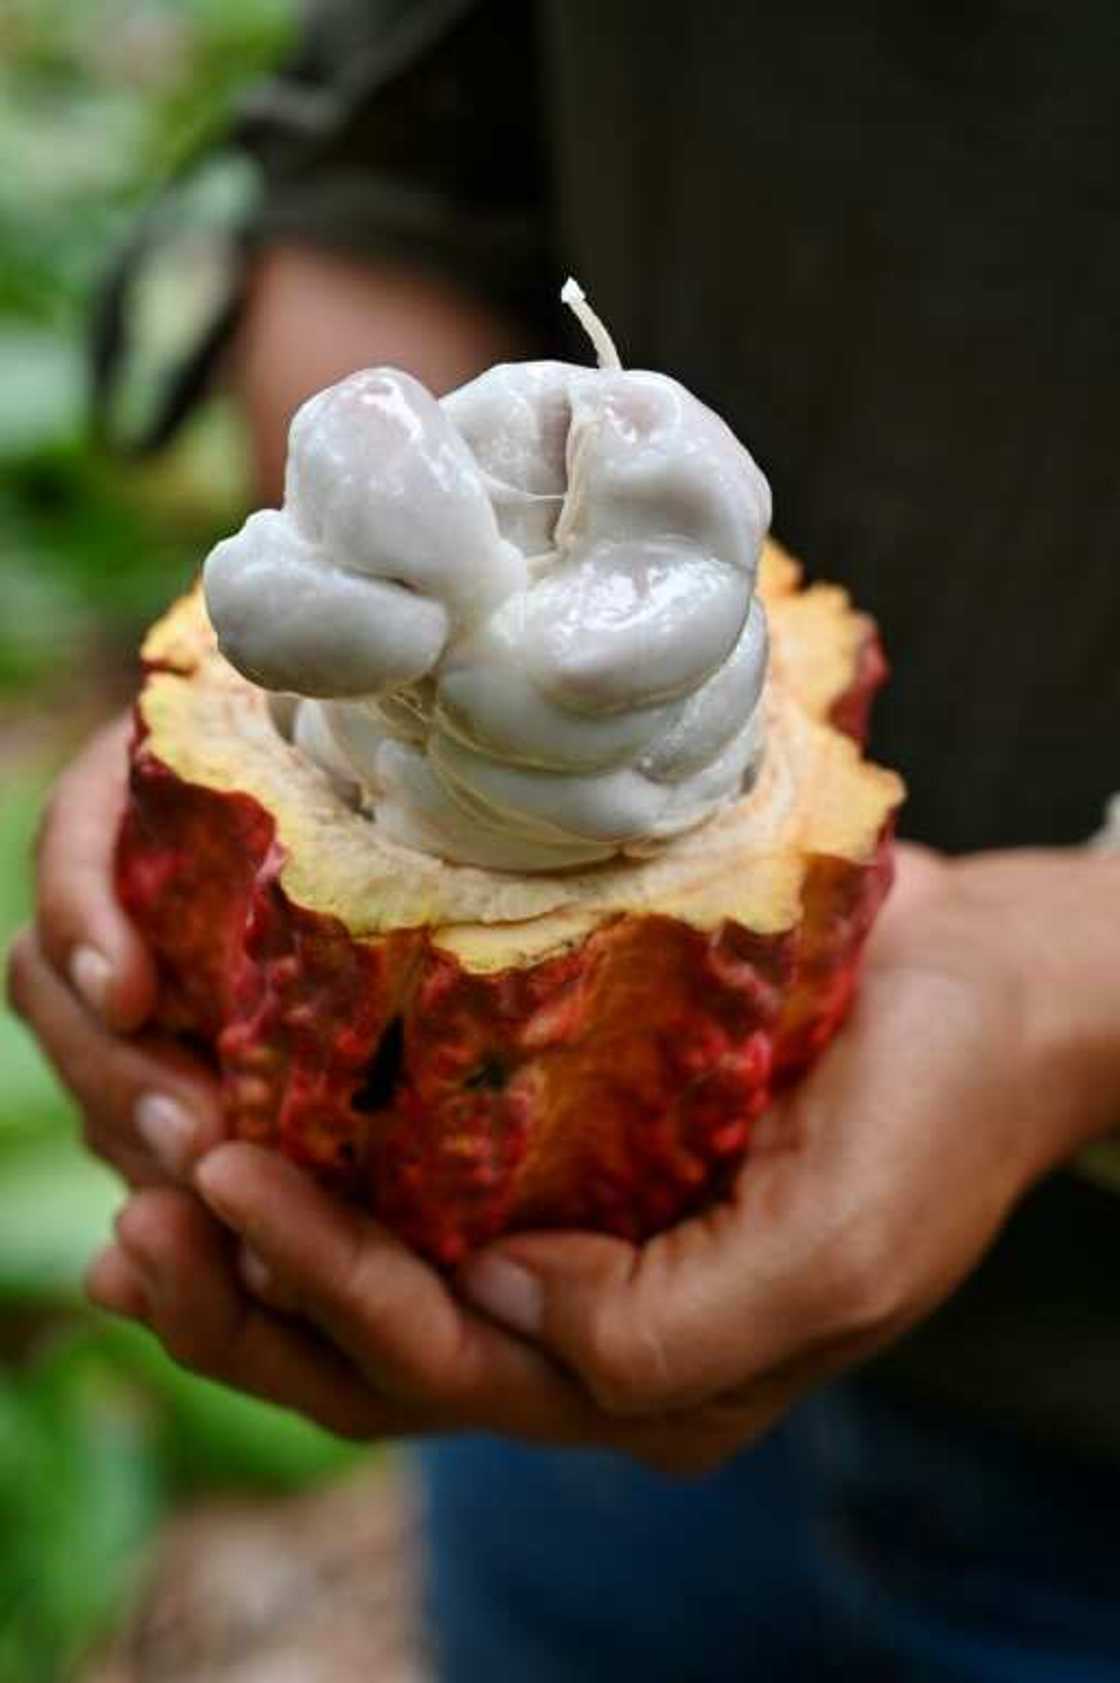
[464,1058,507,1092]
[352,1016,405,1113]
[179,1030,221,1073]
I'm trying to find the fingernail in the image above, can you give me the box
[463,1256,542,1337]
[193,1153,240,1226]
[135,1093,200,1178]
[239,1243,273,1297]
[69,945,112,1019]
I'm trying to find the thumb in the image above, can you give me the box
[459,1163,831,1419]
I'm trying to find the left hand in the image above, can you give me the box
[87,843,1120,1472]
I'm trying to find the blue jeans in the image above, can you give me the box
[419,1378,1120,1681]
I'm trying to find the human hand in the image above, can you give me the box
[85,842,1120,1470]
[5,717,223,1187]
[85,1161,683,1452]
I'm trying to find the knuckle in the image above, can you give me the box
[411,1337,470,1409]
[331,1233,460,1402]
[80,1113,140,1183]
[130,1206,229,1372]
[575,1299,676,1417]
[335,1227,386,1327]
[4,928,36,1018]
[822,1215,906,1337]
[32,880,66,955]
[33,859,85,962]
[72,1052,138,1145]
[330,1226,426,1365]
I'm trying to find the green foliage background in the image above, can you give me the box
[0,6,357,1678]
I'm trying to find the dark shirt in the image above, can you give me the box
[105,0,1120,1455]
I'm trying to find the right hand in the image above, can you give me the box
[5,716,224,1193]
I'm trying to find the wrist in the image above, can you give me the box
[957,849,1120,1166]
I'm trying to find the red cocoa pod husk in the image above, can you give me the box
[117,541,903,1263]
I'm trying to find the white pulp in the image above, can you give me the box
[203,284,772,871]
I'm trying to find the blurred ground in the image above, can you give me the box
[80,1459,429,1683]
[0,5,420,1679]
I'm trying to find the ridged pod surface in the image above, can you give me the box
[117,543,902,1263]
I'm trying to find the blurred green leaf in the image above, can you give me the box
[0,1020,74,1149]
[0,1346,166,1683]
[90,1318,362,1494]
[0,769,48,939]
[0,8,352,1675]
[0,399,248,683]
[0,332,84,456]
[0,770,77,1156]
[0,1135,119,1304]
